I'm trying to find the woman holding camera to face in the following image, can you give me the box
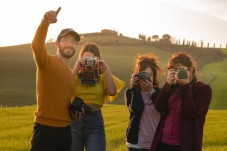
[125,53,162,151]
[151,52,212,151]
[70,43,125,151]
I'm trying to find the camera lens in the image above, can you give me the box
[87,60,92,65]
[177,69,188,79]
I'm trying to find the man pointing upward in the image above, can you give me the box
[31,7,80,151]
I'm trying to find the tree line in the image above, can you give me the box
[138,33,226,49]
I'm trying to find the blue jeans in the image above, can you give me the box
[71,110,106,151]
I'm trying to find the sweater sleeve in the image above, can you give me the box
[125,87,144,114]
[181,82,212,117]
[31,19,49,69]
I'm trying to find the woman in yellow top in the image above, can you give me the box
[70,43,125,151]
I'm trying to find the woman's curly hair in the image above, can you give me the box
[133,53,162,87]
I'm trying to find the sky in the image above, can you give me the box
[1,0,227,47]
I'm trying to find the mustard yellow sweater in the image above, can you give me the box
[32,20,74,127]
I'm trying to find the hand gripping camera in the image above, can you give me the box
[69,96,93,115]
[83,57,97,68]
[79,57,99,86]
[176,68,188,79]
[136,71,151,82]
[132,71,151,91]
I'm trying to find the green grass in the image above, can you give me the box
[202,110,227,151]
[0,106,34,151]
[199,57,227,109]
[0,105,226,151]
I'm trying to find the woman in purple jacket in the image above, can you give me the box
[151,52,212,151]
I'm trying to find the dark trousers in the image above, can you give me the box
[31,123,71,151]
[156,142,180,151]
[127,147,150,151]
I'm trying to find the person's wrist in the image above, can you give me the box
[148,89,155,96]
[167,80,173,85]
[132,84,140,90]
[42,18,50,26]
[103,68,111,73]
[73,66,80,75]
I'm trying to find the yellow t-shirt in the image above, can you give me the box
[72,73,125,105]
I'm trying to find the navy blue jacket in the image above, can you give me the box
[125,86,160,144]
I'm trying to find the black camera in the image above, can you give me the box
[83,57,97,68]
[69,97,93,115]
[79,67,99,86]
[136,71,151,82]
[176,68,188,79]
[80,71,98,86]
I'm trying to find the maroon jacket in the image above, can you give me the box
[150,78,212,151]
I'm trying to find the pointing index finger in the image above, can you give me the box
[56,7,61,16]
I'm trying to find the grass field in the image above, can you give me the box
[0,104,226,151]
[199,57,227,109]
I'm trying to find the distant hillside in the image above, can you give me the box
[0,34,226,107]
[80,33,226,68]
[151,42,226,68]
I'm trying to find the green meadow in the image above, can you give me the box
[200,57,227,109]
[0,105,226,151]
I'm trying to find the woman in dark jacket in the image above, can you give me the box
[150,52,212,151]
[125,53,162,151]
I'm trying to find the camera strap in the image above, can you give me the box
[78,67,100,86]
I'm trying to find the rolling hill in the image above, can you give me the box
[0,34,226,109]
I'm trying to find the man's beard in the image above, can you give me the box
[59,48,75,59]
